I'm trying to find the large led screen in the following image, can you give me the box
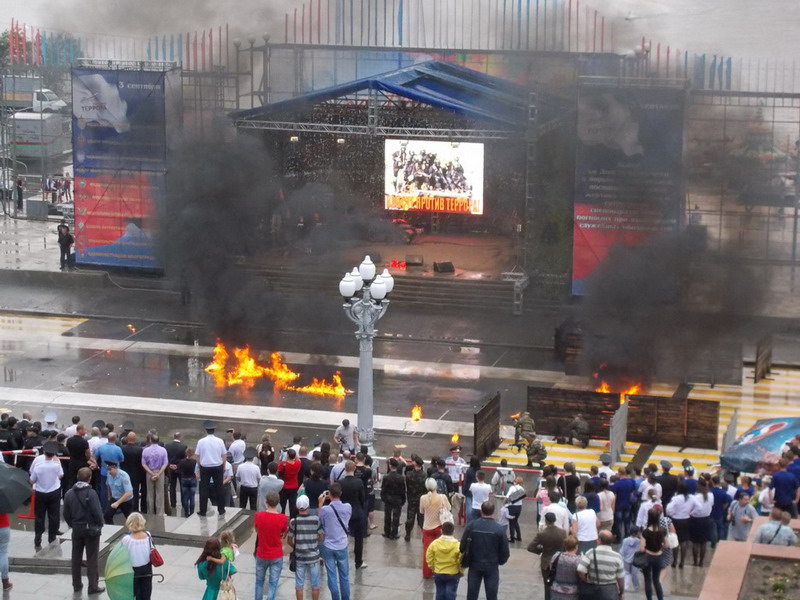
[384,139,484,215]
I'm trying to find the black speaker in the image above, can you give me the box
[433,261,455,273]
[405,254,424,266]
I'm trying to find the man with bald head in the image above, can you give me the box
[577,530,625,599]
[121,432,146,512]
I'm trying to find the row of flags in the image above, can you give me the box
[8,19,81,67]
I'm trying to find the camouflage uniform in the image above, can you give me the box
[568,415,590,448]
[526,437,548,468]
[404,467,427,540]
[514,412,536,447]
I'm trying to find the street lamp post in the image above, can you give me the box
[339,255,394,455]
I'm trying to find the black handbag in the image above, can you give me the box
[633,550,648,569]
[545,552,560,587]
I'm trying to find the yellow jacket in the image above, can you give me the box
[426,535,462,575]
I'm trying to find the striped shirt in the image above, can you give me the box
[289,514,322,564]
[577,546,624,585]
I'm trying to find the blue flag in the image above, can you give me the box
[693,54,706,88]
[709,55,717,89]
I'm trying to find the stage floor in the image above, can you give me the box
[254,232,521,279]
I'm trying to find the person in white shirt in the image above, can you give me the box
[636,488,663,529]
[638,473,662,503]
[598,453,616,480]
[228,432,246,466]
[571,495,600,554]
[665,481,694,568]
[689,480,714,567]
[334,419,359,454]
[505,476,526,542]
[444,446,467,491]
[539,490,573,533]
[194,420,228,517]
[329,451,350,483]
[87,427,107,456]
[469,471,492,520]
[236,447,261,510]
[64,416,81,439]
[29,441,64,549]
[257,462,284,512]
[758,477,775,515]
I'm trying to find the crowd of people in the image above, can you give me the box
[2,410,800,600]
[389,147,471,195]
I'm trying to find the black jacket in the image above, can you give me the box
[122,443,145,480]
[380,471,406,507]
[164,440,187,465]
[63,483,103,531]
[340,475,365,520]
[658,473,679,505]
[433,470,455,495]
[460,516,510,569]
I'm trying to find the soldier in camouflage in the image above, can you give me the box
[526,435,548,469]
[404,455,427,541]
[514,411,536,449]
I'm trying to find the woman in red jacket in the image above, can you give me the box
[0,512,11,590]
[278,448,302,518]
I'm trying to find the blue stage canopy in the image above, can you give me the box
[231,60,530,128]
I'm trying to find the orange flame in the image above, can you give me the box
[451,432,460,444]
[205,341,348,398]
[510,412,521,419]
[595,381,642,405]
[126,323,136,334]
[411,405,422,421]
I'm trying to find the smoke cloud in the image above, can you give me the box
[577,226,766,385]
[157,134,284,347]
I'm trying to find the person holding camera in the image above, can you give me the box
[318,483,351,600]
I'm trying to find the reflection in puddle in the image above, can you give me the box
[4,367,16,382]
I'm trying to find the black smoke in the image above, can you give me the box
[157,134,284,347]
[577,226,766,385]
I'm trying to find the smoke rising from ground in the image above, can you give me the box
[577,227,766,385]
[157,134,283,348]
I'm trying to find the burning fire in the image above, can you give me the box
[126,324,136,334]
[510,412,521,419]
[593,366,643,405]
[411,405,422,421]
[205,341,349,398]
[451,432,460,444]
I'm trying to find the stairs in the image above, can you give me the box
[246,265,520,312]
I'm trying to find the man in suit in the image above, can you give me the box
[339,460,367,569]
[657,460,679,507]
[164,432,187,513]
[120,431,146,512]
[528,512,567,600]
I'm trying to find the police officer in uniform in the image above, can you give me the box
[195,420,228,517]
[404,455,427,541]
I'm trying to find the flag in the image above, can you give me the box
[718,55,724,89]
[708,54,717,90]
[147,37,152,61]
[725,57,732,90]
[9,19,15,65]
[693,54,706,88]
[398,0,404,45]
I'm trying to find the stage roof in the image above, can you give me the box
[232,60,530,128]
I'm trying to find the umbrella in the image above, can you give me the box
[104,542,134,600]
[0,462,32,513]
[720,417,800,473]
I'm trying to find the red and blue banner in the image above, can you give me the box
[571,84,686,294]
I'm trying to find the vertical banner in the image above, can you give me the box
[571,83,686,294]
[72,68,181,269]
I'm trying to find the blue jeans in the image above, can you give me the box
[181,478,197,518]
[613,507,631,540]
[0,527,9,579]
[466,566,499,600]
[254,557,283,600]
[295,561,321,590]
[710,515,727,547]
[642,553,664,600]
[320,545,349,600]
[434,573,461,600]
